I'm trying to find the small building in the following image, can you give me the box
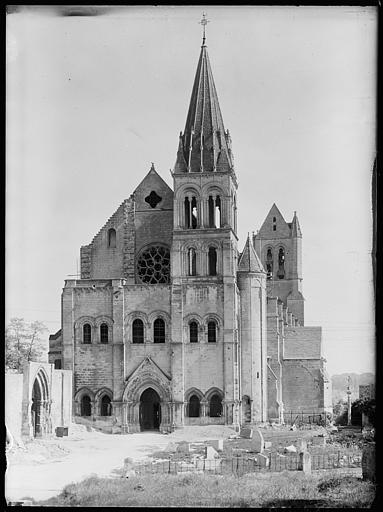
[5,362,72,441]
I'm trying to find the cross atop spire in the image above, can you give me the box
[200,13,209,46]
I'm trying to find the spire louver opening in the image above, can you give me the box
[173,45,235,174]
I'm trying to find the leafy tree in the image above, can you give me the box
[5,318,48,372]
[335,398,376,427]
[352,398,375,427]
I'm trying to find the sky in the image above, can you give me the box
[6,5,376,376]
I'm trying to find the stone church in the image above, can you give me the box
[49,31,331,432]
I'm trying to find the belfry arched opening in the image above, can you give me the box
[139,388,161,431]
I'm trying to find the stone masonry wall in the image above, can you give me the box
[282,359,324,412]
[70,284,114,394]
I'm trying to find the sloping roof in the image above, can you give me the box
[238,236,265,273]
[173,43,234,174]
[255,203,291,239]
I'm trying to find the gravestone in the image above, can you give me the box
[298,451,311,475]
[210,439,224,451]
[240,427,253,439]
[362,443,375,482]
[177,441,191,453]
[255,453,269,468]
[205,445,219,460]
[250,429,264,453]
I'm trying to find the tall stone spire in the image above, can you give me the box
[173,19,234,174]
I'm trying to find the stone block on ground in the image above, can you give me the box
[165,442,178,453]
[210,439,224,451]
[205,445,220,460]
[125,469,138,478]
[264,441,272,450]
[177,441,191,453]
[250,429,264,453]
[284,445,297,453]
[240,427,253,439]
[112,426,122,434]
[124,457,135,471]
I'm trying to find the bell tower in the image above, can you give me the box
[169,16,240,430]
[253,204,305,324]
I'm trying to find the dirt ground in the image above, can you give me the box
[5,424,237,502]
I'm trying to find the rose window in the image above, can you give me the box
[137,246,170,284]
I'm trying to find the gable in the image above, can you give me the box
[133,165,174,212]
[255,204,291,239]
[126,356,171,383]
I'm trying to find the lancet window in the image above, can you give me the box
[208,195,222,228]
[277,247,285,279]
[266,248,273,280]
[185,196,198,229]
[208,247,217,276]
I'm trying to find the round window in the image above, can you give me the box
[137,246,170,284]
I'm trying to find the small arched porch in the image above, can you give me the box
[122,376,172,433]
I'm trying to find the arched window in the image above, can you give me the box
[100,395,112,416]
[185,197,198,229]
[108,228,116,248]
[266,248,273,280]
[188,395,200,417]
[208,247,217,276]
[277,247,285,280]
[54,359,62,369]
[189,321,198,343]
[100,323,108,344]
[188,248,196,276]
[208,195,222,228]
[208,321,217,343]
[83,324,91,344]
[209,394,222,417]
[132,319,144,344]
[81,395,91,417]
[153,318,165,343]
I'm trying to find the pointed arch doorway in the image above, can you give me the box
[31,369,50,437]
[139,388,161,431]
[31,378,42,437]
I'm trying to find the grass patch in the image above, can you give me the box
[33,471,375,508]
